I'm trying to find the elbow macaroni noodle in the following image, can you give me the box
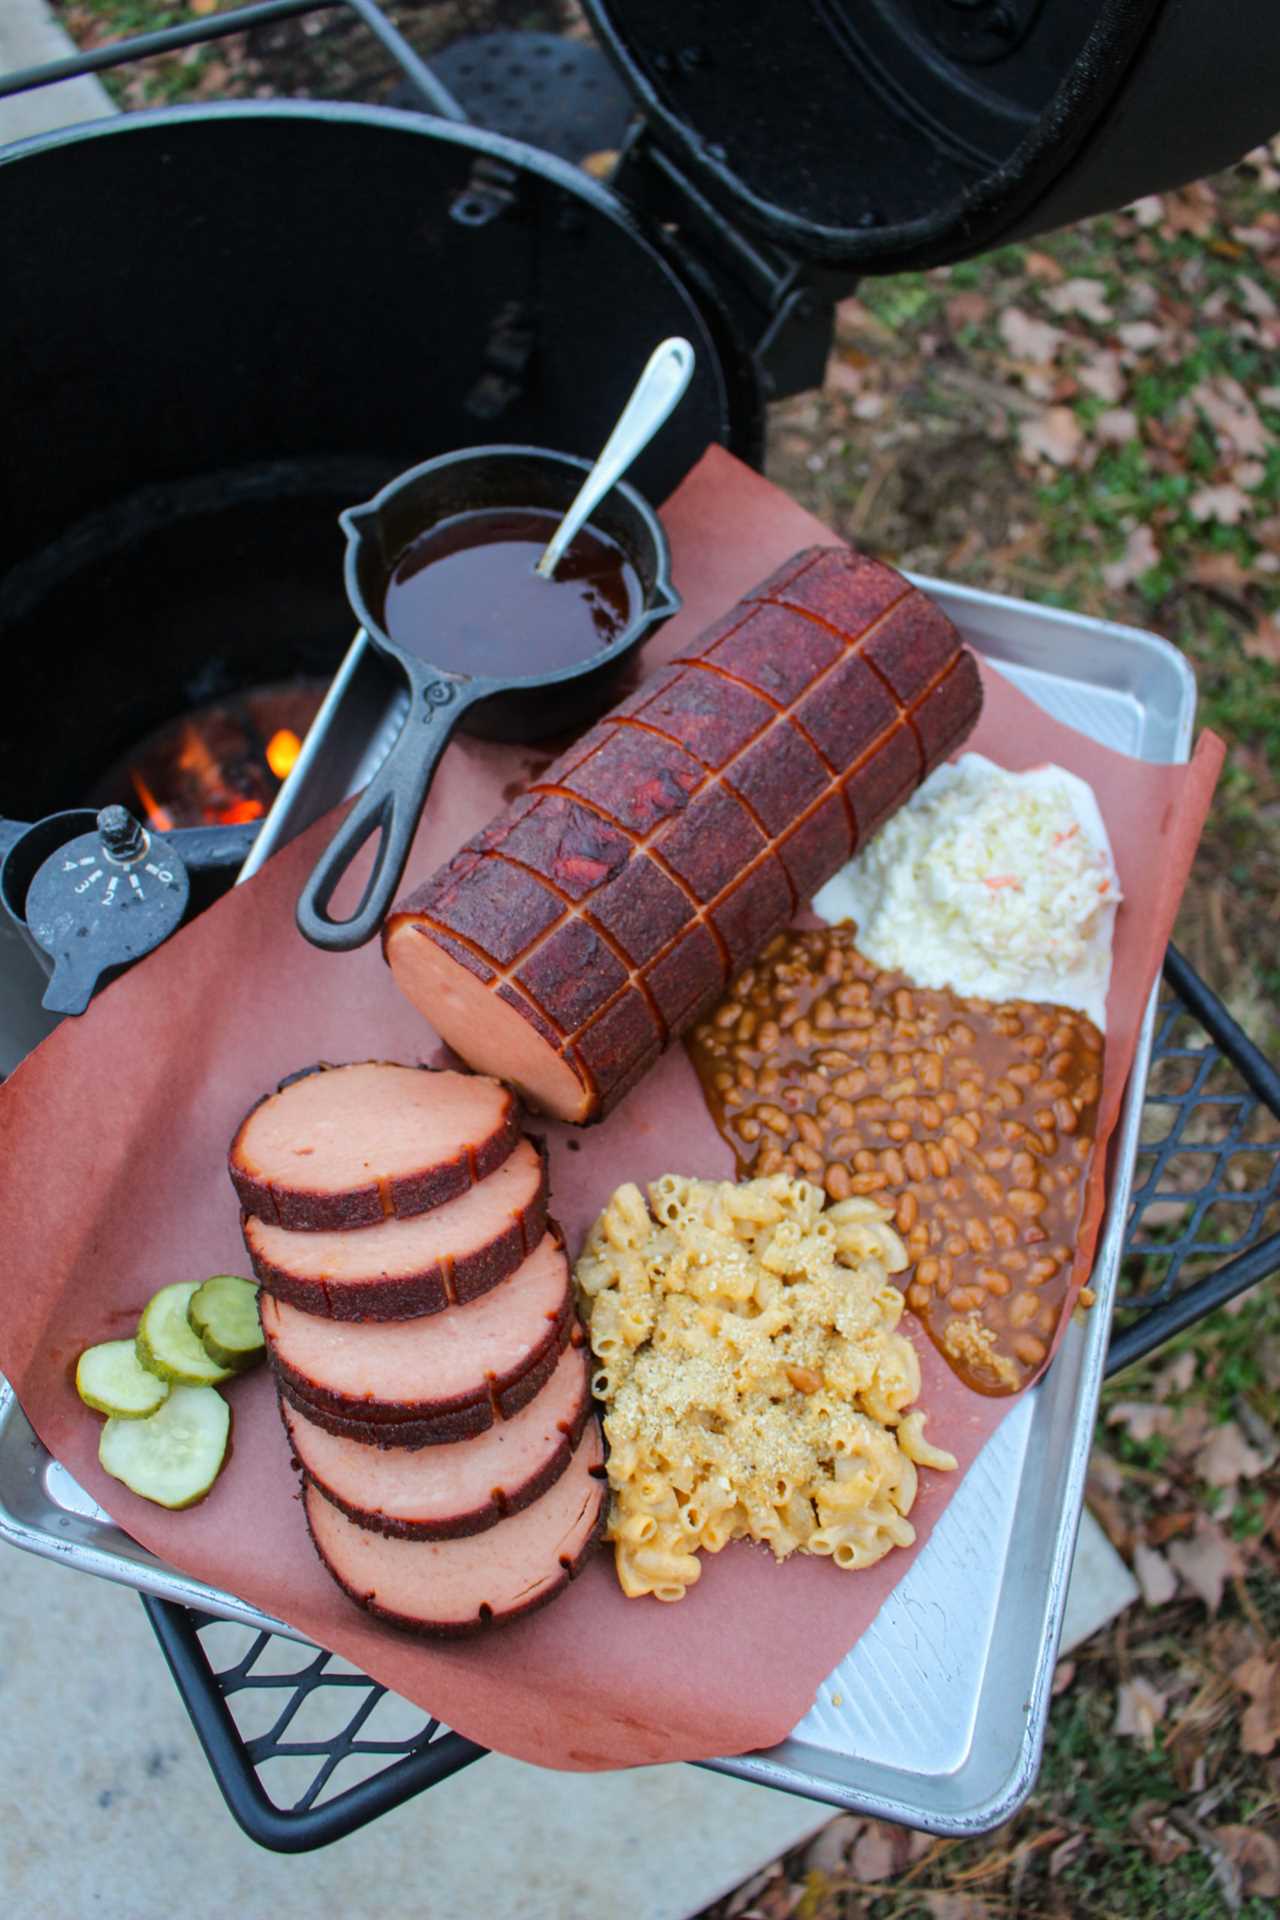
[575,1173,957,1602]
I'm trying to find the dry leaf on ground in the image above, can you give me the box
[1154,1351,1198,1397]
[1133,1541,1179,1608]
[998,306,1065,367]
[1189,483,1251,526]
[1191,377,1270,458]
[851,1824,901,1883]
[1132,1802,1193,1865]
[946,292,991,329]
[1211,1825,1280,1900]
[1232,1652,1280,1756]
[1237,275,1278,319]
[1018,406,1084,467]
[1106,1400,1172,1442]
[1197,1419,1272,1485]
[1096,407,1138,444]
[1167,1518,1242,1613]
[922,1895,994,1920]
[1117,320,1167,352]
[1243,616,1280,665]
[1102,525,1160,589]
[1077,350,1127,402]
[802,1815,864,1878]
[1044,277,1114,324]
[1114,1676,1168,1747]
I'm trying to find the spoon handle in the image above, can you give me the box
[535,337,696,579]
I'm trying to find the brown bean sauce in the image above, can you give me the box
[381,507,639,675]
[686,926,1104,1396]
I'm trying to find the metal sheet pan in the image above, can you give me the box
[0,580,1196,1830]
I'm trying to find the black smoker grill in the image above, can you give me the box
[1,0,1278,1852]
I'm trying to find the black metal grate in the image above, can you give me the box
[143,1599,484,1851]
[1106,945,1280,1375]
[141,944,1280,1850]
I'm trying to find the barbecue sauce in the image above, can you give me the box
[381,507,639,675]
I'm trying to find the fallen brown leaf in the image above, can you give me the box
[1024,249,1065,282]
[802,1815,864,1878]
[1117,320,1167,352]
[1243,616,1280,665]
[1167,1518,1242,1613]
[998,306,1065,367]
[1077,349,1127,403]
[1154,1351,1198,1398]
[1044,277,1114,324]
[1212,1825,1280,1900]
[1198,1420,1272,1486]
[1106,1399,1173,1443]
[851,1824,899,1883]
[1133,1541,1179,1608]
[1237,275,1278,319]
[1114,1676,1168,1747]
[1096,407,1139,444]
[1131,1802,1193,1865]
[1232,1652,1280,1756]
[946,291,991,330]
[1189,482,1251,526]
[1018,406,1084,468]
[1191,377,1270,458]
[1191,550,1255,591]
[1102,524,1160,589]
[922,1895,993,1920]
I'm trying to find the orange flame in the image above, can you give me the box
[130,768,175,833]
[266,728,303,781]
[215,798,266,825]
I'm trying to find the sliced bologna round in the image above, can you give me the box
[282,1343,591,1540]
[229,1061,520,1231]
[304,1419,606,1635]
[384,546,982,1125]
[262,1231,574,1446]
[244,1137,548,1320]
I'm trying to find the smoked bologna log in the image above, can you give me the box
[384,546,982,1124]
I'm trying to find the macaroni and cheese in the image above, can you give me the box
[575,1173,956,1602]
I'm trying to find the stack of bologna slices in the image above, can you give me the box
[229,1061,605,1636]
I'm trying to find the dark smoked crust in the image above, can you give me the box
[301,1458,608,1637]
[228,1062,521,1232]
[272,1315,574,1449]
[240,1139,549,1321]
[288,1353,594,1541]
[262,1251,575,1436]
[385,549,982,1125]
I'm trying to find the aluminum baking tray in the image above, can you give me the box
[0,580,1195,1833]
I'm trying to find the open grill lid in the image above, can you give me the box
[584,0,1280,274]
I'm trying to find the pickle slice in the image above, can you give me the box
[188,1275,264,1372]
[98,1384,230,1508]
[76,1339,171,1418]
[136,1282,235,1387]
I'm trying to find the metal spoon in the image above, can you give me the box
[535,336,696,580]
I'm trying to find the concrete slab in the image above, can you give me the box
[0,0,115,149]
[0,1545,828,1920]
[1060,1506,1140,1653]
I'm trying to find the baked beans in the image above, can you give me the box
[687,927,1102,1395]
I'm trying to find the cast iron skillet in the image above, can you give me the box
[295,445,679,952]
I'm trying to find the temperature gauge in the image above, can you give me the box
[24,806,191,1014]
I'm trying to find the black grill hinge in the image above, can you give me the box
[609,127,851,402]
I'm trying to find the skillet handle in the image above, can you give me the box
[295,684,465,952]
